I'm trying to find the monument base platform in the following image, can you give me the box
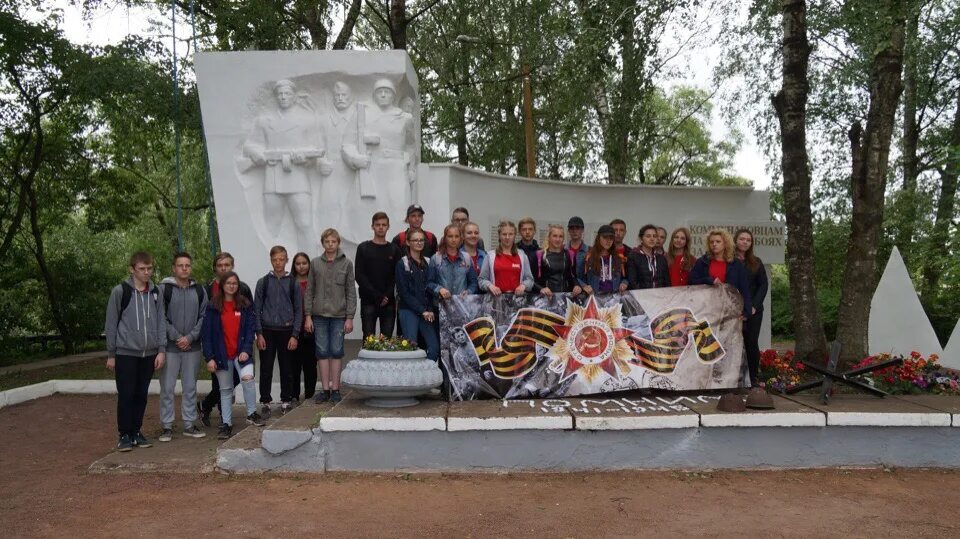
[217,393,960,473]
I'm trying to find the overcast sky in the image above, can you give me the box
[51,1,770,190]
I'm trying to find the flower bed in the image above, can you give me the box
[759,349,959,396]
[362,334,418,352]
[759,349,808,393]
[853,352,959,396]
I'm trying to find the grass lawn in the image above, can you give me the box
[0,357,212,392]
[0,340,106,368]
[0,358,116,391]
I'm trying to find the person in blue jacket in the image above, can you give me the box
[689,229,752,320]
[735,228,769,387]
[430,223,478,300]
[201,271,266,440]
[395,229,440,360]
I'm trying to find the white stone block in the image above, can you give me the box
[2,381,56,407]
[575,414,700,430]
[941,320,960,371]
[262,430,313,454]
[826,412,951,427]
[447,415,571,431]
[700,412,825,428]
[319,416,445,432]
[54,379,115,394]
[869,247,944,358]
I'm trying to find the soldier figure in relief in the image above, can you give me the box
[342,79,417,240]
[242,79,326,252]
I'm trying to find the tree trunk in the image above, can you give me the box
[922,91,960,295]
[389,0,408,49]
[26,184,74,354]
[299,0,331,49]
[894,9,920,258]
[455,93,469,166]
[332,0,362,49]
[772,0,827,362]
[604,3,637,185]
[835,1,907,367]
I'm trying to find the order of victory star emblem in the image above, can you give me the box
[548,295,637,383]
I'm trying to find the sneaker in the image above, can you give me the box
[260,404,272,419]
[246,412,266,427]
[198,402,211,427]
[117,434,134,452]
[217,424,232,440]
[330,390,342,403]
[183,425,206,438]
[314,391,329,404]
[132,432,152,448]
[158,428,173,442]
[280,402,291,413]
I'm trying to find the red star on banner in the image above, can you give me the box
[550,296,635,382]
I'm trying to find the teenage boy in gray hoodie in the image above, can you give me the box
[157,252,208,442]
[104,251,166,452]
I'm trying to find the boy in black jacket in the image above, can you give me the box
[355,212,402,338]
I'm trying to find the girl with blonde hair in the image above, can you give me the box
[689,229,751,320]
[478,220,534,296]
[666,227,695,286]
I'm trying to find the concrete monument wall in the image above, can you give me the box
[417,164,782,348]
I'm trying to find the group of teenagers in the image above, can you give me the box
[103,203,768,452]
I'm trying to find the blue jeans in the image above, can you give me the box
[215,359,256,427]
[313,316,345,359]
[397,308,439,360]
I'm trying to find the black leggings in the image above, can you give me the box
[295,333,317,399]
[743,311,763,386]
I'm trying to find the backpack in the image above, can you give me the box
[401,255,430,273]
[119,281,160,315]
[162,282,206,322]
[397,229,436,248]
[260,274,297,307]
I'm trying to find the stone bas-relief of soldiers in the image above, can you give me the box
[342,79,417,242]
[318,81,356,244]
[241,79,328,251]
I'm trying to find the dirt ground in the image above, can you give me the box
[2,395,959,538]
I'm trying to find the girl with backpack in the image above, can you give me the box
[460,222,488,285]
[578,225,629,295]
[478,220,535,296]
[430,224,478,300]
[201,271,265,440]
[534,224,582,297]
[396,229,440,360]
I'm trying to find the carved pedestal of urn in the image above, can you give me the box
[341,349,443,408]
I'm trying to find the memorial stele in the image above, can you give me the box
[195,50,421,279]
[196,50,784,345]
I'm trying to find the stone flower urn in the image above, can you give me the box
[341,348,443,408]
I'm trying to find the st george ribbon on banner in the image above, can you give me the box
[438,285,745,400]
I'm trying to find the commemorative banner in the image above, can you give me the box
[439,285,745,400]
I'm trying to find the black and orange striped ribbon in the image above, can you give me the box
[464,306,724,379]
[626,308,725,374]
[464,308,565,379]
